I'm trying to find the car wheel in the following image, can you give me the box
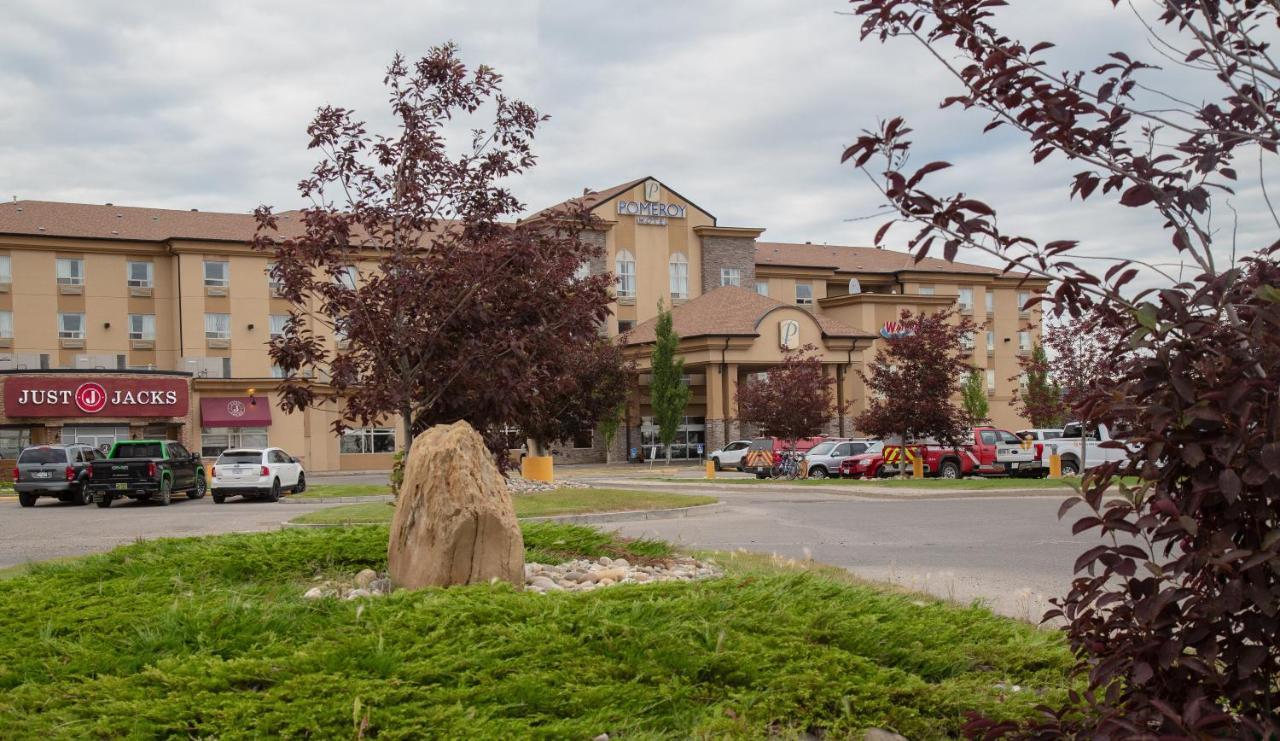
[1060,459,1080,477]
[267,479,281,503]
[73,486,90,506]
[189,474,206,500]
[95,495,113,509]
[212,492,226,504]
[711,457,722,472]
[17,492,36,508]
[293,473,306,493]
[808,466,828,479]
[158,478,172,506]
[939,461,961,479]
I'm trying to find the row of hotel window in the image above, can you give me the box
[27,258,357,292]
[42,313,296,342]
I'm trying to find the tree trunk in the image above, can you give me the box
[400,404,415,452]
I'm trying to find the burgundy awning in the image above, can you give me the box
[200,397,272,427]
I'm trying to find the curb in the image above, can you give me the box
[280,494,395,504]
[280,501,724,529]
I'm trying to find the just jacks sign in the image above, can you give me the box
[3,376,189,418]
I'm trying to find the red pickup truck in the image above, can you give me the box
[838,427,1037,479]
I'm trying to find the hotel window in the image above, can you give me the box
[336,265,358,289]
[58,312,84,339]
[960,331,974,351]
[986,368,996,393]
[0,310,11,338]
[986,330,995,353]
[1018,291,1031,315]
[204,260,229,288]
[720,267,741,287]
[573,262,591,282]
[128,314,156,341]
[266,261,285,294]
[269,314,288,339]
[617,319,636,333]
[127,260,153,288]
[958,287,973,311]
[795,282,814,305]
[204,313,231,340]
[201,427,268,458]
[0,255,10,283]
[668,253,688,299]
[984,291,994,314]
[1018,331,1031,352]
[56,258,84,286]
[271,364,286,379]
[615,250,636,298]
[918,285,935,295]
[756,280,769,297]
[341,427,396,454]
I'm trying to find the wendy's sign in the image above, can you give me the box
[3,376,189,418]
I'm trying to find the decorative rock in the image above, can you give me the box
[598,577,616,586]
[530,576,562,591]
[599,556,613,566]
[303,587,326,600]
[345,588,371,600]
[355,568,378,589]
[612,559,630,569]
[388,421,524,590]
[369,578,393,595]
[863,730,908,741]
[632,572,650,582]
[594,734,610,741]
[591,567,627,583]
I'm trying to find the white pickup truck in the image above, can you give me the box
[1043,422,1132,476]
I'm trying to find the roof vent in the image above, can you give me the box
[152,216,159,221]
[105,202,113,206]
[190,208,198,212]
[111,230,119,235]
[805,241,812,244]
[37,226,45,231]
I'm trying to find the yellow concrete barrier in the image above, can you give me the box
[1049,454,1062,479]
[522,455,554,483]
[705,460,716,479]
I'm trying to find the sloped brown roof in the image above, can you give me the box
[756,241,1002,275]
[622,286,874,346]
[527,177,651,221]
[0,200,316,242]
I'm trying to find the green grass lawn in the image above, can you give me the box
[0,524,1072,738]
[291,487,717,526]
[290,482,390,499]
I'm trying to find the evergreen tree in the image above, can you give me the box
[1014,343,1065,428]
[649,300,689,463]
[960,368,989,426]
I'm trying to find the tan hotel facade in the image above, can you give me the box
[0,178,1046,470]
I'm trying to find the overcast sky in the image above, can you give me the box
[0,1,1271,280]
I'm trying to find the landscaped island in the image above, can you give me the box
[0,523,1071,737]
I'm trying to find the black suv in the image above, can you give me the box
[13,444,100,507]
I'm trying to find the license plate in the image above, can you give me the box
[115,482,128,490]
[33,471,50,479]
[1009,462,1020,469]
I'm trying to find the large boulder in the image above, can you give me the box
[387,421,524,589]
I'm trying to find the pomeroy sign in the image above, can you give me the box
[3,376,189,418]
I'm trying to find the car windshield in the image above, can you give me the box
[218,451,262,465]
[110,442,164,459]
[808,442,836,456]
[18,447,66,464]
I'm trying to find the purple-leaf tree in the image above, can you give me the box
[735,344,840,449]
[846,0,1280,734]
[253,44,618,460]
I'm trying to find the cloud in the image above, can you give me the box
[0,0,1270,289]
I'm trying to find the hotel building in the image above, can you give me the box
[0,177,1047,470]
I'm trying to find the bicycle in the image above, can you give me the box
[770,450,803,480]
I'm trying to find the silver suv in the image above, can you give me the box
[14,444,100,507]
[804,439,879,479]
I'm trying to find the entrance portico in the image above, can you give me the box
[619,287,877,459]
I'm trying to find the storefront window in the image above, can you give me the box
[572,428,594,449]
[61,425,130,454]
[0,428,30,459]
[616,250,636,298]
[340,427,396,454]
[127,261,153,288]
[639,416,705,460]
[668,253,688,299]
[201,427,268,458]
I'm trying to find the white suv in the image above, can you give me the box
[709,440,753,471]
[211,447,306,503]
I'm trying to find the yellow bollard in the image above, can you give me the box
[912,456,924,479]
[1049,454,1062,479]
[705,460,716,479]
[522,455,554,483]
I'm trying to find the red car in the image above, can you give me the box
[839,427,1037,479]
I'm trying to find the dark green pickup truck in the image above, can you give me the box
[87,440,207,508]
